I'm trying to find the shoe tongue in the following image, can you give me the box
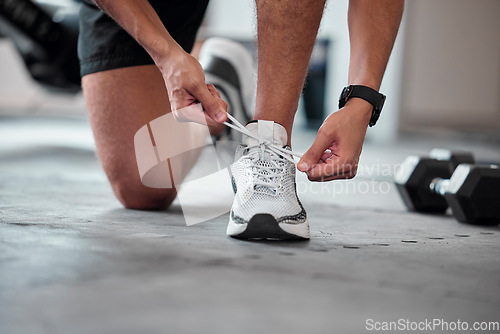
[243,120,287,148]
[243,121,288,194]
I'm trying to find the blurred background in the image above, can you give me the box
[1,2,500,333]
[1,0,500,211]
[1,0,499,143]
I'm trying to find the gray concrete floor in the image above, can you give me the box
[1,114,500,334]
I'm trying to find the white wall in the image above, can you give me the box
[399,0,500,132]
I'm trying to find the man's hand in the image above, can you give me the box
[297,98,372,181]
[91,0,228,127]
[158,49,227,127]
[295,0,403,181]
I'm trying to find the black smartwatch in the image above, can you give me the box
[338,85,386,127]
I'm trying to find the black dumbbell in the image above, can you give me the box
[395,152,500,224]
[395,150,475,213]
[428,148,475,173]
[428,164,500,224]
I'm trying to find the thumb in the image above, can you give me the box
[192,84,227,123]
[297,131,332,172]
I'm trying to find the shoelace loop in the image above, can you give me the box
[223,114,303,164]
[223,114,303,193]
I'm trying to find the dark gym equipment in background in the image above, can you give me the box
[0,0,81,92]
[1,3,330,127]
[395,149,500,225]
[302,39,329,129]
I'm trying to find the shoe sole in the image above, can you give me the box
[227,214,310,240]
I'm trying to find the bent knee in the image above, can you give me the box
[112,180,177,210]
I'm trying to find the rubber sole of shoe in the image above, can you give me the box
[227,214,309,241]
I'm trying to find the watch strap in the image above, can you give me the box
[338,85,386,127]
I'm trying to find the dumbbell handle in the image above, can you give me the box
[429,178,450,196]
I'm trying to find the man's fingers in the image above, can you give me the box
[206,85,228,124]
[307,168,357,182]
[320,150,334,163]
[171,102,218,127]
[297,127,334,172]
[203,96,227,127]
[192,83,227,123]
[207,84,221,98]
[306,157,358,181]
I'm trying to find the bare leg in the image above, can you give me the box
[83,65,205,210]
[254,0,326,144]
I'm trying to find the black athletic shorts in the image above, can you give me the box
[78,0,209,77]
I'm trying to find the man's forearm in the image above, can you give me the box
[93,0,181,64]
[347,0,404,90]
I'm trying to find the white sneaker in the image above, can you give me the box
[226,119,310,240]
[199,38,255,141]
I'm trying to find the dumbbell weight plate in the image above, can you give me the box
[429,148,475,173]
[395,156,451,213]
[444,165,500,224]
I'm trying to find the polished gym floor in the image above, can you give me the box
[1,113,500,334]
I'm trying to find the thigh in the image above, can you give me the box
[82,65,175,209]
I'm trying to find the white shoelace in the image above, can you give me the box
[223,114,303,192]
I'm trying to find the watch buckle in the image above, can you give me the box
[344,84,353,102]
